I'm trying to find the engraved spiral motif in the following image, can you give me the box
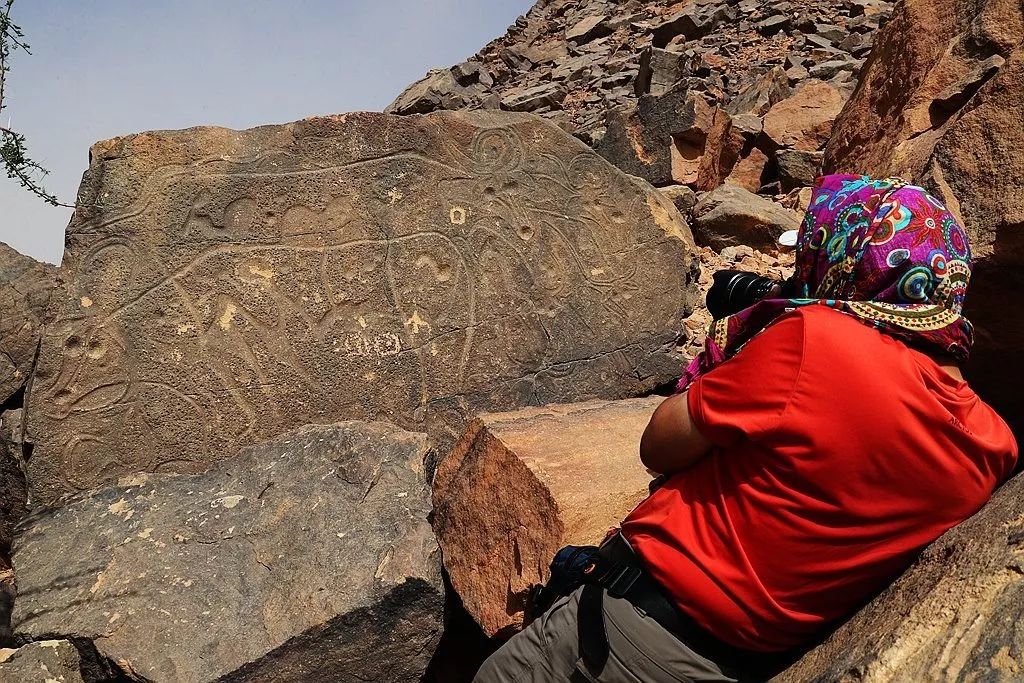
[471,127,523,173]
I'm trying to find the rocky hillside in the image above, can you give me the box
[0,0,1021,681]
[388,0,891,142]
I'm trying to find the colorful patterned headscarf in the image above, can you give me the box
[678,174,974,392]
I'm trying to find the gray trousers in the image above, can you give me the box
[474,588,738,683]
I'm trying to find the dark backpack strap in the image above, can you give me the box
[577,584,609,676]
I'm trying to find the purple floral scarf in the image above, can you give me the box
[678,174,974,392]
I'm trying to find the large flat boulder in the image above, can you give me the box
[25,110,697,505]
[433,397,659,637]
[0,243,61,406]
[12,422,443,682]
[823,0,1024,435]
[776,472,1024,682]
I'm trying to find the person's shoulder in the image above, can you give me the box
[788,305,905,370]
[788,305,879,340]
[766,305,891,363]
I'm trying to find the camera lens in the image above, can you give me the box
[707,270,781,318]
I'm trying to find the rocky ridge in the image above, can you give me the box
[388,0,891,143]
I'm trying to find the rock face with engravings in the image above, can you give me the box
[0,242,61,406]
[24,110,697,506]
[823,0,1024,436]
[12,422,444,683]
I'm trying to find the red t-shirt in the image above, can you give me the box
[621,306,1018,652]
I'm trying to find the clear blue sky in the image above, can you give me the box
[0,0,532,264]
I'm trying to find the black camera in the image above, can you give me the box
[706,270,784,319]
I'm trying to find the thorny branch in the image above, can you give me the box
[0,0,72,207]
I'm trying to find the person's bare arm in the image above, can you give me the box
[640,392,714,475]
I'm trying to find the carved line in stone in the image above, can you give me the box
[49,231,478,445]
[42,125,675,484]
[77,150,474,234]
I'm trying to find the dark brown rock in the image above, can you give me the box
[659,185,699,217]
[596,84,714,186]
[433,398,660,637]
[12,422,444,683]
[695,108,746,190]
[565,14,613,44]
[691,183,802,250]
[776,473,1024,682]
[823,0,1024,434]
[809,57,858,80]
[500,82,567,112]
[0,243,60,407]
[635,47,691,97]
[0,414,25,557]
[775,149,824,191]
[652,6,732,47]
[452,61,493,87]
[0,641,86,682]
[756,15,791,35]
[0,417,25,644]
[385,69,470,115]
[25,111,697,505]
[726,66,792,116]
[726,147,771,193]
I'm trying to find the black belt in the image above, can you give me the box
[578,533,783,680]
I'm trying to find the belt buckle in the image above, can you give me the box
[604,565,642,598]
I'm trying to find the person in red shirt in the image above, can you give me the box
[475,175,1018,683]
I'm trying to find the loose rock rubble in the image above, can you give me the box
[388,0,893,143]
[388,0,894,252]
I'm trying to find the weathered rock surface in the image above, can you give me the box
[12,422,443,682]
[0,243,60,407]
[776,149,823,191]
[432,397,659,637]
[691,183,802,250]
[823,0,1024,434]
[0,641,85,683]
[776,472,1024,682]
[763,80,848,151]
[726,66,791,117]
[25,110,697,505]
[595,85,714,187]
[658,185,698,217]
[0,432,25,557]
[0,410,25,647]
